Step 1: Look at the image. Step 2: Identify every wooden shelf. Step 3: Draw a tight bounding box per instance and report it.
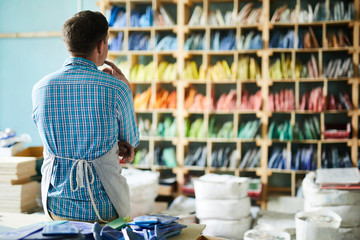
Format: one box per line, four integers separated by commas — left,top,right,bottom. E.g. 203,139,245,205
101,0,360,210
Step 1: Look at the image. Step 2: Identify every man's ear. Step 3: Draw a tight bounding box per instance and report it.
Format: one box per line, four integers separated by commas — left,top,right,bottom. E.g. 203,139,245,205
96,40,104,54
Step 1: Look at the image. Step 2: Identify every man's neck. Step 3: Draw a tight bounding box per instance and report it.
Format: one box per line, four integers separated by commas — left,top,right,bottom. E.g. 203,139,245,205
71,54,100,66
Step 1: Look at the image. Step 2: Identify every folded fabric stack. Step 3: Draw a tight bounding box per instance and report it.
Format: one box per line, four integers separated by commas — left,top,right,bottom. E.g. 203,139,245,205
155,147,177,167
188,6,206,26
116,61,130,80
269,54,292,79
194,174,251,239
295,54,319,78
134,87,152,110
241,90,262,110
138,117,153,136
238,119,261,139
122,169,159,218
299,3,326,23
157,117,177,137
184,33,205,50
268,120,292,140
236,3,263,24
109,32,124,51
299,87,325,111
184,146,207,167
321,146,352,168
211,147,237,168
126,214,186,239
209,118,234,139
271,5,296,23
269,30,295,48
131,7,153,27
155,34,177,50
326,30,351,48
155,88,177,109
268,147,287,169
184,118,206,138
154,7,175,26
184,87,209,111
211,30,236,50
212,89,237,110
207,60,232,81
323,57,353,78
327,91,353,110
330,1,355,21
237,31,263,50
129,32,151,50
184,61,200,80
0,221,94,240
157,61,178,81
109,6,126,27
130,62,155,82
184,58,260,81
299,27,320,49
237,57,261,80
208,9,236,26
268,89,295,111
324,122,351,140
133,148,150,166
293,116,321,140
291,145,317,170
239,148,261,169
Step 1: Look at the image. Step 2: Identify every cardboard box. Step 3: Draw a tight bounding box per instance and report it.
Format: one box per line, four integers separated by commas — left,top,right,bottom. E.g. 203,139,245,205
15,147,43,159
158,184,174,196
196,236,228,240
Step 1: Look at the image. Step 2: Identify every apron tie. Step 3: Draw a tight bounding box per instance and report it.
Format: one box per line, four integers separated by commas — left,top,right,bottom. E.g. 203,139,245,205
57,156,108,223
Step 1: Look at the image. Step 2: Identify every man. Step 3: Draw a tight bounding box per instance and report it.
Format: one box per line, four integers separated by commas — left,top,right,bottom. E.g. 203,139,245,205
32,10,139,222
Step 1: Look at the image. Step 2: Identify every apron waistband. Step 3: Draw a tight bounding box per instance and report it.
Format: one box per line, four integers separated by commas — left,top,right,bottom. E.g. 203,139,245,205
55,155,108,223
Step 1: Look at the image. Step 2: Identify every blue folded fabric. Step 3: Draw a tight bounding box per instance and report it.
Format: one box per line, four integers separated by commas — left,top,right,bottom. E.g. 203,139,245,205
109,6,126,27
270,30,295,48
268,147,287,169
184,33,205,50
291,146,317,171
211,31,236,50
129,32,151,50
131,7,153,27
155,35,177,50
109,32,124,51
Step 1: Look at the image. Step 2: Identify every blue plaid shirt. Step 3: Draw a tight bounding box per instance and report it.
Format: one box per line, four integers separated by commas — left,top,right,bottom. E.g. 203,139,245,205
32,57,139,221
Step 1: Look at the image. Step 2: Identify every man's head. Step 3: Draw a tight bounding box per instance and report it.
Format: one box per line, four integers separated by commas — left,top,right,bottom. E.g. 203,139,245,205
62,10,109,65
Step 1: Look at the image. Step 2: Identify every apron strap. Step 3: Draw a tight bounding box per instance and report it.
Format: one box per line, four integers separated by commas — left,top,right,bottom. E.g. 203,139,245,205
56,156,108,223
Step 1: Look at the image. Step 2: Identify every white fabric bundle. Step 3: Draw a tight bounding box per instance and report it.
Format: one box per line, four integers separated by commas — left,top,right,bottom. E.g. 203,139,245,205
194,174,249,199
302,172,360,228
122,168,159,217
196,197,251,220
195,174,251,239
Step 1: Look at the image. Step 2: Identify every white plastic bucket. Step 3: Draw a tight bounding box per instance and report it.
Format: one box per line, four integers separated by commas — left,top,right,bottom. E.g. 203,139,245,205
295,209,342,240
244,229,291,240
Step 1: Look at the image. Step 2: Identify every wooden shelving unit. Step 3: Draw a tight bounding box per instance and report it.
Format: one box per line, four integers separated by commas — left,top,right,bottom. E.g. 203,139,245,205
99,0,360,209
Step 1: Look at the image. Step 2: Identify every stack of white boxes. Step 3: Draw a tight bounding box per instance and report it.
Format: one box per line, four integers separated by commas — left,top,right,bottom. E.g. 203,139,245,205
194,174,252,239
302,171,360,240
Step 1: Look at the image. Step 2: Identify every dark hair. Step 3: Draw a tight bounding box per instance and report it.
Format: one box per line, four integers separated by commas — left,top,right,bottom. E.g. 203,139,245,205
62,10,108,57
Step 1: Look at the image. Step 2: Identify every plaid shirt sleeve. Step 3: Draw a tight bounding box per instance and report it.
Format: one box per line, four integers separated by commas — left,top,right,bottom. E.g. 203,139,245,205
116,83,140,148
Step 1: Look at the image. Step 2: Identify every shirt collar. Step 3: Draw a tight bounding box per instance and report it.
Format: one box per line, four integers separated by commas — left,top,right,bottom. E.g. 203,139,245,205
63,57,98,70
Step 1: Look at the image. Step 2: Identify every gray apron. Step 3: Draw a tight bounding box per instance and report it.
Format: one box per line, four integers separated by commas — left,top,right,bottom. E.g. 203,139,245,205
41,143,130,222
